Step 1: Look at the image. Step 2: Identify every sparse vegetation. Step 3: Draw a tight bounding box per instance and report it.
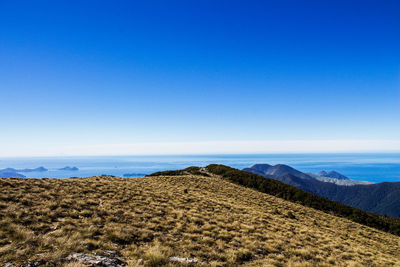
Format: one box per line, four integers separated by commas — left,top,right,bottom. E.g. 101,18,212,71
0,172,400,266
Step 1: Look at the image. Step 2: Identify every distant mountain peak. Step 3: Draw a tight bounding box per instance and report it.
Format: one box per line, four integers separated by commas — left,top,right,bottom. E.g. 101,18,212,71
326,171,349,180
316,170,349,180
250,164,272,170
244,163,313,180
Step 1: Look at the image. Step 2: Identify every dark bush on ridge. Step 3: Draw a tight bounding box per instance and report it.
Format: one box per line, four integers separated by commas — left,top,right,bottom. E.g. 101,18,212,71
147,170,185,177
147,166,209,177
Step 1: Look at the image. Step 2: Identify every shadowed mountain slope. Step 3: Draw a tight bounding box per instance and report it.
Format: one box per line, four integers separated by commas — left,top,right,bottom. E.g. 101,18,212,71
243,164,313,180
244,164,400,217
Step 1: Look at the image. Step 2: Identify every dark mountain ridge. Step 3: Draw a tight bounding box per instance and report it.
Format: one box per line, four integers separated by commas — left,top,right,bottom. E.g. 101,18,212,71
243,163,313,180
244,164,400,217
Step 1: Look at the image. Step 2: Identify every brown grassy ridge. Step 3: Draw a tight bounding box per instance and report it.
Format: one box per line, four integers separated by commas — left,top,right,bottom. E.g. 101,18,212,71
0,173,400,266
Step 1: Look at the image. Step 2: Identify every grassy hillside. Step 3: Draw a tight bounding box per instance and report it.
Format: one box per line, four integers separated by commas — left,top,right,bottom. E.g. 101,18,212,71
202,165,400,235
1,174,400,266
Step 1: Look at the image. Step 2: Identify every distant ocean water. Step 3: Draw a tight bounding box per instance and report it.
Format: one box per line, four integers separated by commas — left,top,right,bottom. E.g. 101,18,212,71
0,153,398,183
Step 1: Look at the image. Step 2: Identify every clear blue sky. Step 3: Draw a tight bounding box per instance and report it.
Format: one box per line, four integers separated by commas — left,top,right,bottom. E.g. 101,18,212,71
1,0,399,156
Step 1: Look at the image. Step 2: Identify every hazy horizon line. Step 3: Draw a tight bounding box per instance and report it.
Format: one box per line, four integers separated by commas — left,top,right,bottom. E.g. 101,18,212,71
2,139,399,158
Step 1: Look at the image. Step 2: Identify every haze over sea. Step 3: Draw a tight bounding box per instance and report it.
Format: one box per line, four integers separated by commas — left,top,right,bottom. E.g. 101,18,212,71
0,153,398,183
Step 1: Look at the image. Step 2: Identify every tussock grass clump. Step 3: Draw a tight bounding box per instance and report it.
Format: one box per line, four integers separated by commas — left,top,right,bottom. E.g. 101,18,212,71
0,173,400,266
142,242,171,267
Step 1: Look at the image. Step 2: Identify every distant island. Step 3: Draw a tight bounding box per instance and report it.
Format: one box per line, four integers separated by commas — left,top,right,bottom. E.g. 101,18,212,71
1,166,48,173
21,166,48,172
0,169,26,178
123,173,147,177
59,166,79,171
0,166,48,178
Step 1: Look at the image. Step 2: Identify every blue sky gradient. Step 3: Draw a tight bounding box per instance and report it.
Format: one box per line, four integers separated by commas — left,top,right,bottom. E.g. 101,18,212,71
1,1,399,156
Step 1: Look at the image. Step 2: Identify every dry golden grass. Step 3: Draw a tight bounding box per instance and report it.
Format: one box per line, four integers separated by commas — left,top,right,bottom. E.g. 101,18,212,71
0,174,400,266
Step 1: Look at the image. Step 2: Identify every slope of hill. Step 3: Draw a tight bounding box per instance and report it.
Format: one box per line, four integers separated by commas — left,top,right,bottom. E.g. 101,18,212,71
244,164,400,217
1,171,400,266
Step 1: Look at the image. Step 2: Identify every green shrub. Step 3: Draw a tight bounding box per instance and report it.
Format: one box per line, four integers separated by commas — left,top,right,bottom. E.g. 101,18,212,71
287,211,296,219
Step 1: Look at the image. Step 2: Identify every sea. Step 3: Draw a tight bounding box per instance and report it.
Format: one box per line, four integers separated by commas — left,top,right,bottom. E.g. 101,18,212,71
0,153,399,183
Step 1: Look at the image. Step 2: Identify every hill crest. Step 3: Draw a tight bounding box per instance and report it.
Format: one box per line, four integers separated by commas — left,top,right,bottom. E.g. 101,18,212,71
1,173,400,266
